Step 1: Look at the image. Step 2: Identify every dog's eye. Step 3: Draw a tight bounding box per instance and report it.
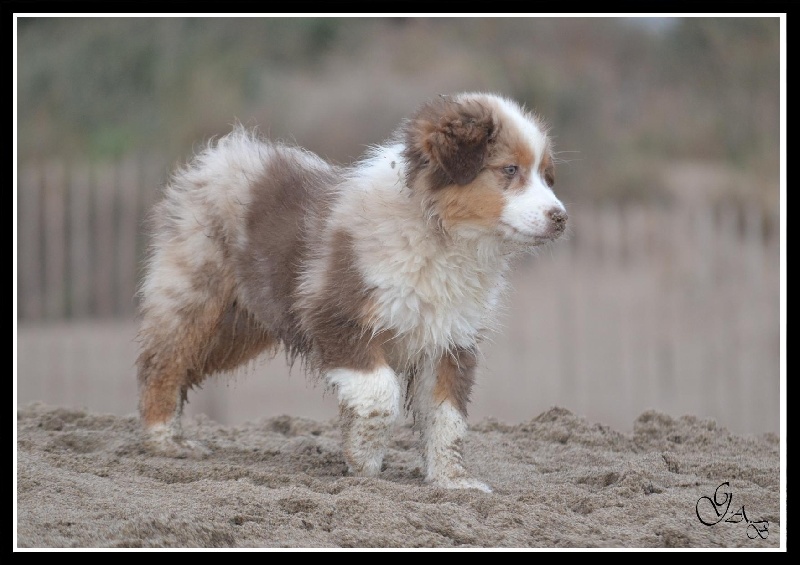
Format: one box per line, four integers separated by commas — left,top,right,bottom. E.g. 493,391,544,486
503,165,518,177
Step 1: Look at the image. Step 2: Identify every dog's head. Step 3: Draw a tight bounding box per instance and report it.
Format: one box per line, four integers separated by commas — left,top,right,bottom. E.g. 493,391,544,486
403,93,566,245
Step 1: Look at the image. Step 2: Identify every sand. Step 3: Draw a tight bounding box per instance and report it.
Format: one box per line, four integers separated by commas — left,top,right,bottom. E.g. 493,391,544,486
15,403,781,549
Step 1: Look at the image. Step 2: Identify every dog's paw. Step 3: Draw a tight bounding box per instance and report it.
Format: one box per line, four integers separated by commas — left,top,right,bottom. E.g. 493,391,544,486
143,426,211,459
430,476,493,493
144,435,211,459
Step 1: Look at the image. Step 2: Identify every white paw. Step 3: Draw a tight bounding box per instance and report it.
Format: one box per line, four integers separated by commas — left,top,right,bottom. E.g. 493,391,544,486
430,476,493,493
346,461,383,478
143,429,211,459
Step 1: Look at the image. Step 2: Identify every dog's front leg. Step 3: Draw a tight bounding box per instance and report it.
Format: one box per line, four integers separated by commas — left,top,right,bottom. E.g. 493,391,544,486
415,347,491,493
327,365,402,477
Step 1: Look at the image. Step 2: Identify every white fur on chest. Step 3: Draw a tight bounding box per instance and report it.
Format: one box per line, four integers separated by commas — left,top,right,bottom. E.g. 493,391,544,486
362,233,507,356
331,145,511,362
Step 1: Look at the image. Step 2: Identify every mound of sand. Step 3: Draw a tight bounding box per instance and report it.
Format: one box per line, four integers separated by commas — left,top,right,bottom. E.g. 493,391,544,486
16,403,780,548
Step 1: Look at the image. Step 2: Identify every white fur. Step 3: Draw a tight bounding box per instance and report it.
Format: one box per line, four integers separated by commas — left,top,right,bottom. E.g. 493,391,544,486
486,94,566,242
139,128,268,309
324,145,511,367
500,177,566,242
408,362,493,492
489,94,549,155
326,366,402,418
425,402,492,493
326,366,402,476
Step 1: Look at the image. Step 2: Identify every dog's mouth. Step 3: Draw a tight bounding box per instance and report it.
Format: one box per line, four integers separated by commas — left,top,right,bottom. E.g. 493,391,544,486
499,222,565,246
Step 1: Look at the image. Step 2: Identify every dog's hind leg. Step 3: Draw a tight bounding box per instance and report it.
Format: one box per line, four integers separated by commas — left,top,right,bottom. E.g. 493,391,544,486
136,274,276,458
134,221,243,457
136,297,225,458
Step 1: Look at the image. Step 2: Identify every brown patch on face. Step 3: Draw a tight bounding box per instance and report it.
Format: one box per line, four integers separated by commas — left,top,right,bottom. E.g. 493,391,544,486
402,96,496,190
433,347,478,416
483,116,541,193
506,135,535,173
306,230,389,372
236,148,340,363
432,177,505,230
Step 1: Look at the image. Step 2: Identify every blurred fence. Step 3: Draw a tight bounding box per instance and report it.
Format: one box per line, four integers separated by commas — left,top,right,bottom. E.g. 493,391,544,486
17,157,165,320
15,159,780,435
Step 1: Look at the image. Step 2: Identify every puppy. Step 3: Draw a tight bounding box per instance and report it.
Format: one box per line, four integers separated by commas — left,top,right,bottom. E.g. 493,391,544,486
136,92,567,492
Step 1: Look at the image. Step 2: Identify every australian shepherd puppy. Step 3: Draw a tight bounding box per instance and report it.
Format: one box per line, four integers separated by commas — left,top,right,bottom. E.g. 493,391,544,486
136,92,567,492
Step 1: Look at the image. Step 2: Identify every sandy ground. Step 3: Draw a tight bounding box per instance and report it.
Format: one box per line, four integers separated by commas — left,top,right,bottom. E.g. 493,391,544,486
16,403,780,549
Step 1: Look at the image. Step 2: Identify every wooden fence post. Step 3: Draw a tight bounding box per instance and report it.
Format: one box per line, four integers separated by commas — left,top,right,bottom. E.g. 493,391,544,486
43,162,67,319
93,165,116,318
69,164,92,318
19,166,43,321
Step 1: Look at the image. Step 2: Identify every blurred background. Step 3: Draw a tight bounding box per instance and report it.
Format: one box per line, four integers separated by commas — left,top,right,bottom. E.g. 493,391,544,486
15,17,782,436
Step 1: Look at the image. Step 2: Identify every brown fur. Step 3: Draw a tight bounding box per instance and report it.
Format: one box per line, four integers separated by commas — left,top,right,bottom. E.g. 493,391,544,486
402,96,510,232
433,347,478,416
433,178,506,229
137,146,337,430
136,144,389,431
403,96,497,190
403,96,555,231
484,122,546,193
493,127,536,172
304,230,389,373
137,293,232,427
235,150,339,364
136,182,239,426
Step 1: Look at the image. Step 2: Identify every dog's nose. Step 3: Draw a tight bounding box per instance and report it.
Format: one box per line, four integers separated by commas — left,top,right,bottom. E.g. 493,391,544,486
548,208,568,231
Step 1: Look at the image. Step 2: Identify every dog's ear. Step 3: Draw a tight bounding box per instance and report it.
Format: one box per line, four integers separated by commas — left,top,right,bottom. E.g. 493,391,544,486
404,97,496,188
427,100,495,185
